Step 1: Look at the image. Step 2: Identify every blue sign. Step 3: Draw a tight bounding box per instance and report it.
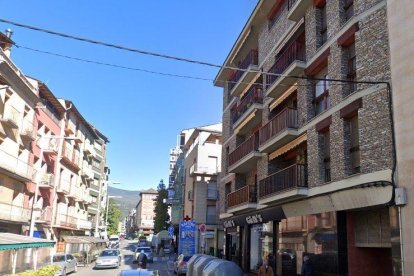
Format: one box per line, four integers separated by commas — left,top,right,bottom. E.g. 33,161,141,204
178,220,196,256
168,226,174,234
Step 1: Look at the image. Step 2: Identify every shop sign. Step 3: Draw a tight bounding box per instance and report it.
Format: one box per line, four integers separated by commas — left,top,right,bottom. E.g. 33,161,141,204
223,220,235,228
246,214,263,224
178,220,196,256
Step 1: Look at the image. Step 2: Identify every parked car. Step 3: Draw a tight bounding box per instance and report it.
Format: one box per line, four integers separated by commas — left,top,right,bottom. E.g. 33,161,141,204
94,249,122,269
174,255,191,275
53,253,78,275
163,244,172,254
134,246,153,263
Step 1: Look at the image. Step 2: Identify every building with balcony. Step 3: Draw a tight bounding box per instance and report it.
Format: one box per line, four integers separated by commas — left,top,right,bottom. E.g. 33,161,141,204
135,188,158,238
214,1,397,274
182,123,223,254
0,32,39,234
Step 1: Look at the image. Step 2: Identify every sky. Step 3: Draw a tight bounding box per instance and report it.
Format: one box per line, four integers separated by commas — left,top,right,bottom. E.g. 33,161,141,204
0,1,258,191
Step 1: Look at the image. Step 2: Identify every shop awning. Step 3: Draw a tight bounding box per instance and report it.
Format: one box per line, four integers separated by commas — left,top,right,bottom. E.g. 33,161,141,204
0,233,55,251
269,84,297,111
269,133,307,160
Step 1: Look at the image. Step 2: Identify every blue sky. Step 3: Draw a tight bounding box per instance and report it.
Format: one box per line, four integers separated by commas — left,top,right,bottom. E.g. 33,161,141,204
0,1,257,191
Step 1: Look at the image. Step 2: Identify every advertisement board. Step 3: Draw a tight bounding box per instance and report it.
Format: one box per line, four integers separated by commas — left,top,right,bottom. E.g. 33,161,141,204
178,220,196,256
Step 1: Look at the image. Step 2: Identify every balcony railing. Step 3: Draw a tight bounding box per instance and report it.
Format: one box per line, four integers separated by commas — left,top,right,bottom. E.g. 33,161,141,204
62,145,80,171
0,105,20,128
0,201,30,222
228,132,260,167
36,206,52,222
77,219,92,230
57,179,71,194
266,40,305,89
64,121,76,135
259,164,307,198
20,120,36,141
231,86,264,124
190,163,218,176
0,148,32,180
228,50,258,91
38,173,55,188
259,108,298,146
227,185,257,209
56,213,78,228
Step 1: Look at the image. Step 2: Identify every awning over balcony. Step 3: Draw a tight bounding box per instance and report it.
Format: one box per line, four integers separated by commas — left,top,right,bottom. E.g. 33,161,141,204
269,85,297,111
269,133,307,160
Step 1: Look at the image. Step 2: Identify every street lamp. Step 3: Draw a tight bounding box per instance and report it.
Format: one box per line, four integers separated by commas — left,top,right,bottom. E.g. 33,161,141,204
29,134,78,237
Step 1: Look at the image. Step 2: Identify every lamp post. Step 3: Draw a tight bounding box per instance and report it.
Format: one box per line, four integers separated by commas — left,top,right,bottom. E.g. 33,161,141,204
29,134,77,237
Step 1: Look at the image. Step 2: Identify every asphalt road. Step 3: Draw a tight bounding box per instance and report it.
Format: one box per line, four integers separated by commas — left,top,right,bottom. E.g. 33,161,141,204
75,240,173,276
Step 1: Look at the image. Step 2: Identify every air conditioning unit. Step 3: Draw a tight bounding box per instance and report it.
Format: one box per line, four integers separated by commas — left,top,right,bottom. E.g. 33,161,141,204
188,190,194,201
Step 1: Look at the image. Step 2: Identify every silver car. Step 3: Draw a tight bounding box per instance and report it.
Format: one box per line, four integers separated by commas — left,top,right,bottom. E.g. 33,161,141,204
53,253,78,275
94,249,122,269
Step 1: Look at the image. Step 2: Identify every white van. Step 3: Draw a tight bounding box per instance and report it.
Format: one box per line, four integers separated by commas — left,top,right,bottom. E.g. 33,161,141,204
109,235,120,248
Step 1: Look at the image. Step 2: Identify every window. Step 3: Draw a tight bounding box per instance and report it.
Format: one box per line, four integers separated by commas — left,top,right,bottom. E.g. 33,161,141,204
206,205,216,224
319,4,327,47
225,146,230,173
344,0,354,22
349,115,360,174
322,130,331,182
346,43,357,94
225,182,231,207
314,74,330,115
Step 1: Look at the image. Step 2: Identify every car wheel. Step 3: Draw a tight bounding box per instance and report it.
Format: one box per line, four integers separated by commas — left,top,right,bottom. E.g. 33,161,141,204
62,268,67,276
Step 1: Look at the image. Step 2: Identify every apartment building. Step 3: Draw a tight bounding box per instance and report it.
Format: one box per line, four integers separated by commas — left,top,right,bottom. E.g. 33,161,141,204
0,31,39,234
135,188,158,238
214,0,397,275
182,123,223,254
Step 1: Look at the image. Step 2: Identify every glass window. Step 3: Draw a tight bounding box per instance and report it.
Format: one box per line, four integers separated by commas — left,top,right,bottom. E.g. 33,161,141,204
314,75,330,116
206,205,216,224
319,4,327,47
323,130,331,182
349,115,360,174
344,0,354,22
346,43,357,94
250,222,274,272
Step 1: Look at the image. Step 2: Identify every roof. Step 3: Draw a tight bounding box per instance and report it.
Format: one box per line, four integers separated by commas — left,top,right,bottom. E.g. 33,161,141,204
184,123,222,149
61,99,99,139
61,236,106,244
0,233,55,251
38,82,66,116
140,188,158,195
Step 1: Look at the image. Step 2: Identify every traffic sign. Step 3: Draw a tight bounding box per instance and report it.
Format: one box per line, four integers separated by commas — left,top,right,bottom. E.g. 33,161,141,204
199,223,206,235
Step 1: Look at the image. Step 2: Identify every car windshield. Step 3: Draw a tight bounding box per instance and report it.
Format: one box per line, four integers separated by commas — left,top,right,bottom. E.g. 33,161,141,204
53,255,65,262
137,247,151,253
101,250,118,256
183,256,191,262
109,238,119,241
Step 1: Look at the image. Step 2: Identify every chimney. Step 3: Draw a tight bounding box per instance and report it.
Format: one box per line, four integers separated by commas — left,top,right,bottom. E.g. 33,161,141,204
3,29,13,57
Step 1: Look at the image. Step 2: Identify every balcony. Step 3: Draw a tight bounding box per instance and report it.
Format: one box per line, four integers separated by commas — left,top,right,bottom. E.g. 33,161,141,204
231,86,264,135
0,106,20,129
55,213,78,229
67,185,78,199
57,179,70,194
61,145,81,172
0,201,30,223
38,173,55,189
287,0,313,22
0,148,32,181
189,163,218,176
42,139,58,156
259,108,299,153
266,40,306,99
227,185,257,213
228,132,261,173
35,206,52,223
64,121,76,135
82,192,93,204
20,120,36,141
77,219,92,230
258,164,308,205
228,50,260,97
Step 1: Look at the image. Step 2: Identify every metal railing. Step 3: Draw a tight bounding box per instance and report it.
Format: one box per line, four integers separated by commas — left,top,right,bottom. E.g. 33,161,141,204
58,178,71,194
266,40,305,89
228,132,260,167
258,164,307,198
231,86,264,124
228,50,259,91
0,148,32,180
227,185,257,209
0,201,30,222
259,108,298,146
36,206,52,222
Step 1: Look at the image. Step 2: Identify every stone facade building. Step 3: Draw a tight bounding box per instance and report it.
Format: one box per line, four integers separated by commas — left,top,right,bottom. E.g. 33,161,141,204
214,0,398,275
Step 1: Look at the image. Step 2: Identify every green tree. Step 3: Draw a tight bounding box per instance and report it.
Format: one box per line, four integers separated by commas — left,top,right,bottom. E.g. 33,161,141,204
153,180,170,233
105,198,122,235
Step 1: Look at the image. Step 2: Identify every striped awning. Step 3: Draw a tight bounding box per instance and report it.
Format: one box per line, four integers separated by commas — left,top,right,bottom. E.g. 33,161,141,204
269,84,298,111
269,133,307,160
0,233,55,251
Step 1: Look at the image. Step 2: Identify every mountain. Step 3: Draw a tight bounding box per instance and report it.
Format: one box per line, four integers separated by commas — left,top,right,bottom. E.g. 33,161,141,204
107,186,141,219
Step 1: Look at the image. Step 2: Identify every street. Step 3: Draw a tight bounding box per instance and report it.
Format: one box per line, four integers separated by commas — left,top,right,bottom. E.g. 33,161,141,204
75,240,173,276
